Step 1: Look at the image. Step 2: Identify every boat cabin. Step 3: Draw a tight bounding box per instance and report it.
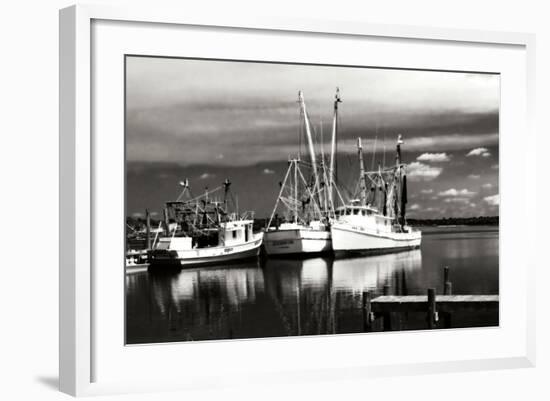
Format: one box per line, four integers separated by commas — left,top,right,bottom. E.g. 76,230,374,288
153,220,254,251
335,205,395,233
221,220,254,246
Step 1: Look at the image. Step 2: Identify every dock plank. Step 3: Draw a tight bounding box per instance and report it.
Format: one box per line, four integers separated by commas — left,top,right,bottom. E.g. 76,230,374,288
370,295,499,313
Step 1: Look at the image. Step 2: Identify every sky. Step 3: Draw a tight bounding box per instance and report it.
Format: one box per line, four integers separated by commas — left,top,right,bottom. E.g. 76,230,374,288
126,56,499,219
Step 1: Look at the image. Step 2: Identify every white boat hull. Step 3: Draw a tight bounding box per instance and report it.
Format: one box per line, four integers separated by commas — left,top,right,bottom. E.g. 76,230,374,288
264,228,331,256
331,223,421,256
148,233,263,269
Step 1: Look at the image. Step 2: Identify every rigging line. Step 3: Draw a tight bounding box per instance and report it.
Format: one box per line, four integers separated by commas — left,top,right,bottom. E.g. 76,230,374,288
334,184,347,207
181,185,224,203
267,164,293,229
296,167,323,219
175,187,188,202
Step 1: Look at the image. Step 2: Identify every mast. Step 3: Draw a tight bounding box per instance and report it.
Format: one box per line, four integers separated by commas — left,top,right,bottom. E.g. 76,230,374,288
294,159,298,223
396,134,403,165
395,135,407,226
298,91,321,208
358,138,367,206
329,87,341,212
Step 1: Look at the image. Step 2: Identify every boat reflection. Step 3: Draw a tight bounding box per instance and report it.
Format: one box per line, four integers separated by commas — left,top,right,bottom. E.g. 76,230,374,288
144,259,265,316
127,227,499,343
332,249,422,295
126,249,423,341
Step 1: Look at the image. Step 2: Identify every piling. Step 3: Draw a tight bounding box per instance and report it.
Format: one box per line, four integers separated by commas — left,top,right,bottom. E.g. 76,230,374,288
145,208,151,250
362,291,372,332
381,286,392,330
383,284,391,296
427,288,437,329
445,282,453,296
443,266,450,292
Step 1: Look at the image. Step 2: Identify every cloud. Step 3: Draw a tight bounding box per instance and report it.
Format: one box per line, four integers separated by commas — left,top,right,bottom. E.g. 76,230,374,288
199,173,215,179
262,168,275,174
126,57,499,168
444,198,470,203
491,164,499,170
416,153,451,162
407,162,442,181
468,174,481,179
420,189,434,194
482,183,493,189
131,212,144,218
466,147,490,157
409,203,420,210
338,133,497,157
484,194,499,206
438,188,476,197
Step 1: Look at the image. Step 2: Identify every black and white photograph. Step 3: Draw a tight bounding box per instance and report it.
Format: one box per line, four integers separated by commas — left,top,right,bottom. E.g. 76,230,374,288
124,56,499,344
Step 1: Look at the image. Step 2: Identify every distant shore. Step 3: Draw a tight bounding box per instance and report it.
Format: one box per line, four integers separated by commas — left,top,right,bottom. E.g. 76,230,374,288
407,216,498,227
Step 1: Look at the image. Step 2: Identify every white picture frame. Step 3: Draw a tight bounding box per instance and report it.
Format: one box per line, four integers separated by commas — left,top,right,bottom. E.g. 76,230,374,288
59,4,536,397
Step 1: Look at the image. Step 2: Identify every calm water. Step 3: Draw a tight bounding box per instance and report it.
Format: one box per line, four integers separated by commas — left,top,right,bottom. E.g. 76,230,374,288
126,226,498,344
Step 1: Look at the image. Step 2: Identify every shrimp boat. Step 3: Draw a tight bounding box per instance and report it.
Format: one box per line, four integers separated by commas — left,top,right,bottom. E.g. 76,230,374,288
263,90,342,256
148,179,263,269
331,135,422,256
263,158,332,255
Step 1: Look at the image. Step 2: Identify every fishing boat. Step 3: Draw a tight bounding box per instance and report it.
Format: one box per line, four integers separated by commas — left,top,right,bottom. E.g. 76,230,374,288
330,135,422,256
148,179,263,269
264,90,342,256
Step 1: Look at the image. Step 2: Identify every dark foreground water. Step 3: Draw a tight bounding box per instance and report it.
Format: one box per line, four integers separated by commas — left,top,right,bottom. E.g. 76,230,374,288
126,226,498,344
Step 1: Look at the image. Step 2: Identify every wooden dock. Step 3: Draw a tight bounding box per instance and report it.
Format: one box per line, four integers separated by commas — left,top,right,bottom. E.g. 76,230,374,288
370,295,499,313
361,266,499,331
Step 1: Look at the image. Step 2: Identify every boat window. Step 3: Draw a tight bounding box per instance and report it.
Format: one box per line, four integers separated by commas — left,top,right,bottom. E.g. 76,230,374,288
353,209,359,215
232,230,237,239
361,210,366,216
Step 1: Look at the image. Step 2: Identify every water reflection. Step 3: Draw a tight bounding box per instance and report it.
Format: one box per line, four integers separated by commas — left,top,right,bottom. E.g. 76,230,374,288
126,228,498,343
332,250,422,295
127,249,432,342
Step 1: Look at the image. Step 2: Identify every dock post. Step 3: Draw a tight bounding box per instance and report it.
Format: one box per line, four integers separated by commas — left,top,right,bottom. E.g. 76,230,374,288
444,282,453,296
145,208,151,250
443,266,450,293
362,291,372,332
383,284,391,296
427,288,437,329
381,285,392,330
443,280,452,327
